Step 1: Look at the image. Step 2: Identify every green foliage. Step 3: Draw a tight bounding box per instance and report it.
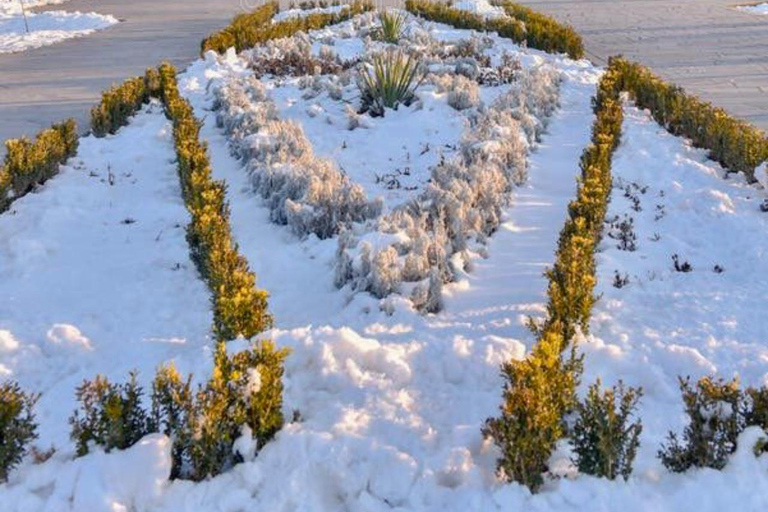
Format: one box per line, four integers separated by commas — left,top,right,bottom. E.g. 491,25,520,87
151,364,194,479
374,9,407,43
201,1,373,55
609,56,768,180
572,380,642,480
157,62,273,341
0,119,78,213
485,64,622,491
500,3,584,60
185,340,289,480
0,381,39,482
357,49,424,116
69,372,152,457
90,70,160,137
745,386,768,455
483,331,583,491
659,376,743,472
405,0,584,60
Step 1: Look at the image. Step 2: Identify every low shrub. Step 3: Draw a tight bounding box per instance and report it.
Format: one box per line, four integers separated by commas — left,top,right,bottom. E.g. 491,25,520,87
405,0,584,60
357,49,425,116
659,376,743,472
69,372,151,456
91,68,162,137
0,119,78,213
201,1,373,55
374,9,407,43
158,63,273,341
484,62,622,491
0,381,39,482
571,380,643,481
610,56,768,180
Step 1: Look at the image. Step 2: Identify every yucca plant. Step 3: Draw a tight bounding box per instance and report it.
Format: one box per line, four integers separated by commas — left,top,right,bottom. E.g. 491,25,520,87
374,10,407,43
357,49,424,117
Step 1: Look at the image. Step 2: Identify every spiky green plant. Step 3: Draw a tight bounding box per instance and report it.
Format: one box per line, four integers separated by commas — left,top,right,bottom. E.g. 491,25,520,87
357,50,424,117
374,10,407,43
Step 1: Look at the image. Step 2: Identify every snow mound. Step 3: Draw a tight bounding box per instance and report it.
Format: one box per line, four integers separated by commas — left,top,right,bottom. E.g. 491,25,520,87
737,3,768,15
453,0,507,19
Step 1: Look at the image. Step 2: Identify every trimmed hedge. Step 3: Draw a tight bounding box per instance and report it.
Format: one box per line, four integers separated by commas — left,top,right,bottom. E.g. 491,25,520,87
405,0,584,60
610,56,768,181
484,63,623,492
0,119,78,213
157,62,273,341
91,68,162,137
201,1,374,55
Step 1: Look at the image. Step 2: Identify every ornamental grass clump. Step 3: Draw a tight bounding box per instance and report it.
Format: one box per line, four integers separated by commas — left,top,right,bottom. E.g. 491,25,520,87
374,9,407,43
357,49,425,116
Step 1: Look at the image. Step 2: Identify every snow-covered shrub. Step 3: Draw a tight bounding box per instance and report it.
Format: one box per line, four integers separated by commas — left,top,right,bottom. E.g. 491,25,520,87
659,376,744,472
335,65,561,311
431,73,480,111
571,380,643,480
186,341,289,480
69,373,151,457
0,381,39,482
357,49,425,117
248,31,354,78
215,76,382,239
745,386,768,454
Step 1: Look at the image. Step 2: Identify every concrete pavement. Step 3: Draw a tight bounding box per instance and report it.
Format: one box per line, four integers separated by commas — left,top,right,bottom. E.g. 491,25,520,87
516,0,768,129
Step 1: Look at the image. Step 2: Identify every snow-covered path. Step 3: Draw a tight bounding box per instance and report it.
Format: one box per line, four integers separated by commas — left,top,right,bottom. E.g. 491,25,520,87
0,103,213,448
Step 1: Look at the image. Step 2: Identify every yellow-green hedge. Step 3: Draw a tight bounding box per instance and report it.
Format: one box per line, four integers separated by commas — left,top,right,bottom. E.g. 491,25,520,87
0,119,78,213
201,1,374,55
405,0,584,60
610,57,767,180
91,68,161,137
157,63,272,341
484,63,623,492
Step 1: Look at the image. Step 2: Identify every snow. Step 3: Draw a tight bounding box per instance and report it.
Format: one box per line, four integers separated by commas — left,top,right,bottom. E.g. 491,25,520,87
0,0,117,54
453,0,507,20
0,102,213,448
1,9,768,512
272,4,350,23
737,3,768,15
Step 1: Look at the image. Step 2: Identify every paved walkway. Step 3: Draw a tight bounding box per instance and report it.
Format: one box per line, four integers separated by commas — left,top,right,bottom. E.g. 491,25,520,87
0,0,245,144
518,0,768,130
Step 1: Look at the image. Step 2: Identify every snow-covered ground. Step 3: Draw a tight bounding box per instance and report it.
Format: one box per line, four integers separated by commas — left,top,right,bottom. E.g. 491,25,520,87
1,7,768,512
0,102,213,450
737,3,768,15
0,0,117,53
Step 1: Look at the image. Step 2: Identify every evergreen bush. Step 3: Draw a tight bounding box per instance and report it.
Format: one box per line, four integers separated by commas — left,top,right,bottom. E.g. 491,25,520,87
69,372,152,456
571,380,642,480
0,381,39,482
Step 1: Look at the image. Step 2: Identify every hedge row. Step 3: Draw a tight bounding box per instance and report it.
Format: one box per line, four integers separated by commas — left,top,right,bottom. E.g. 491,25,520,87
91,69,162,137
610,56,768,180
0,120,78,214
483,63,624,491
201,1,373,55
405,0,584,60
156,63,273,341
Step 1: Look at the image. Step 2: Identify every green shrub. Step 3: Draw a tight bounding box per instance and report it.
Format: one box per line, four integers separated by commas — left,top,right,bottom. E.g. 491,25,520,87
609,56,768,180
90,68,163,138
157,62,273,341
69,372,152,456
0,382,39,482
0,119,78,213
151,364,194,479
374,9,407,43
405,0,583,59
572,380,643,480
201,1,373,55
485,62,622,492
483,330,582,492
659,376,743,472
357,49,425,116
743,385,768,455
